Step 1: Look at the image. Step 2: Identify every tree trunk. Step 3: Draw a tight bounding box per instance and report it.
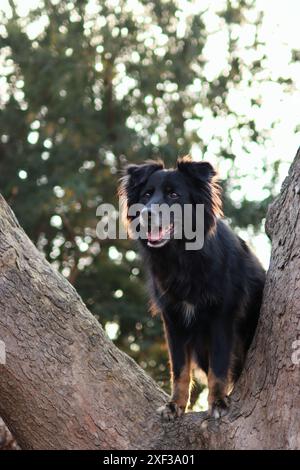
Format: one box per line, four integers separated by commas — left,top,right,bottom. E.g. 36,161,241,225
0,149,299,450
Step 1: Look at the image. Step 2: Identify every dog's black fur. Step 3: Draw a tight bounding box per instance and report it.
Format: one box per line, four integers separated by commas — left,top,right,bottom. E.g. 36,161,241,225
119,156,265,419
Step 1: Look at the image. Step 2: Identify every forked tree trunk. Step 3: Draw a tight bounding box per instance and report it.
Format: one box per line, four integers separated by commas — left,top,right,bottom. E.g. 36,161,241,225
0,149,299,450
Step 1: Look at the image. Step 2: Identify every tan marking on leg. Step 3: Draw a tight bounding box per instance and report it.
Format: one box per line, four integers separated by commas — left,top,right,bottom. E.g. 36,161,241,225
158,346,192,420
207,369,229,409
158,359,192,421
171,357,192,411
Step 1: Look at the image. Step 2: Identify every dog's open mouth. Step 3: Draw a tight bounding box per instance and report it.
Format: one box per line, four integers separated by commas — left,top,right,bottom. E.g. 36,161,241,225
146,223,174,248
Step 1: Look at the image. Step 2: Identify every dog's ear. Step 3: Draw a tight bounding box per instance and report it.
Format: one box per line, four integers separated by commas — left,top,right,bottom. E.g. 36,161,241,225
177,156,223,234
125,161,164,188
177,156,216,182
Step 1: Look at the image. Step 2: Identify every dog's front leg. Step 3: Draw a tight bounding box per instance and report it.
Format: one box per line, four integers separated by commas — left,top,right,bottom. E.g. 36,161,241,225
158,320,191,420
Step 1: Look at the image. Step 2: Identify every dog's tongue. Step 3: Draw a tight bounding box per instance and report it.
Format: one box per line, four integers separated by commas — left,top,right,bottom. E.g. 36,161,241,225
147,225,173,243
147,227,163,242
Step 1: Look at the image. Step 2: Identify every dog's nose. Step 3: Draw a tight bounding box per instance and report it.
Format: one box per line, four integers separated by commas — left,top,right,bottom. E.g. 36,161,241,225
140,207,159,229
140,207,152,227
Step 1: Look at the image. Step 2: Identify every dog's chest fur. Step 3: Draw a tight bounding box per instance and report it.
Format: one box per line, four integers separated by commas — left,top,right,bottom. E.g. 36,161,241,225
181,301,196,325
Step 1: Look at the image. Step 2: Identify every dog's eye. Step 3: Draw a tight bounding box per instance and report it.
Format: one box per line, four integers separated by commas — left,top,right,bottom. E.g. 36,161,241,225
168,191,179,199
144,191,152,198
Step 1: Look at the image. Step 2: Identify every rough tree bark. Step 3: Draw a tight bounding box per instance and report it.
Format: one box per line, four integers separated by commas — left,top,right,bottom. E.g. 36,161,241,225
0,149,299,450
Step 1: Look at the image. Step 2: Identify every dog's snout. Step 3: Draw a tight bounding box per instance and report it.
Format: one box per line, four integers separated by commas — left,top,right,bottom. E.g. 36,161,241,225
141,206,151,219
140,207,159,229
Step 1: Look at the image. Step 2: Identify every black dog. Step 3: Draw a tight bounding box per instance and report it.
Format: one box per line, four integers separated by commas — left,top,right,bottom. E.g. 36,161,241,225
119,156,265,419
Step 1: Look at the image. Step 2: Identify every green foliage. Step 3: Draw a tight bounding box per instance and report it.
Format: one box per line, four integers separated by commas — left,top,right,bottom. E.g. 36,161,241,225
0,0,296,391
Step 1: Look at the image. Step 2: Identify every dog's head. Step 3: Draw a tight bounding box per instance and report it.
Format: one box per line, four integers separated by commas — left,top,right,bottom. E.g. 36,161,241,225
118,156,222,249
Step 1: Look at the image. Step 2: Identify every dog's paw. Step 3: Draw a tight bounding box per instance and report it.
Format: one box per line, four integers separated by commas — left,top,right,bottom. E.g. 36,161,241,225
208,396,230,419
157,402,184,421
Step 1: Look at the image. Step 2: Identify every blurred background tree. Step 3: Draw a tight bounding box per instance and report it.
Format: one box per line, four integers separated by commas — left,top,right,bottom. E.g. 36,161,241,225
0,0,299,396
